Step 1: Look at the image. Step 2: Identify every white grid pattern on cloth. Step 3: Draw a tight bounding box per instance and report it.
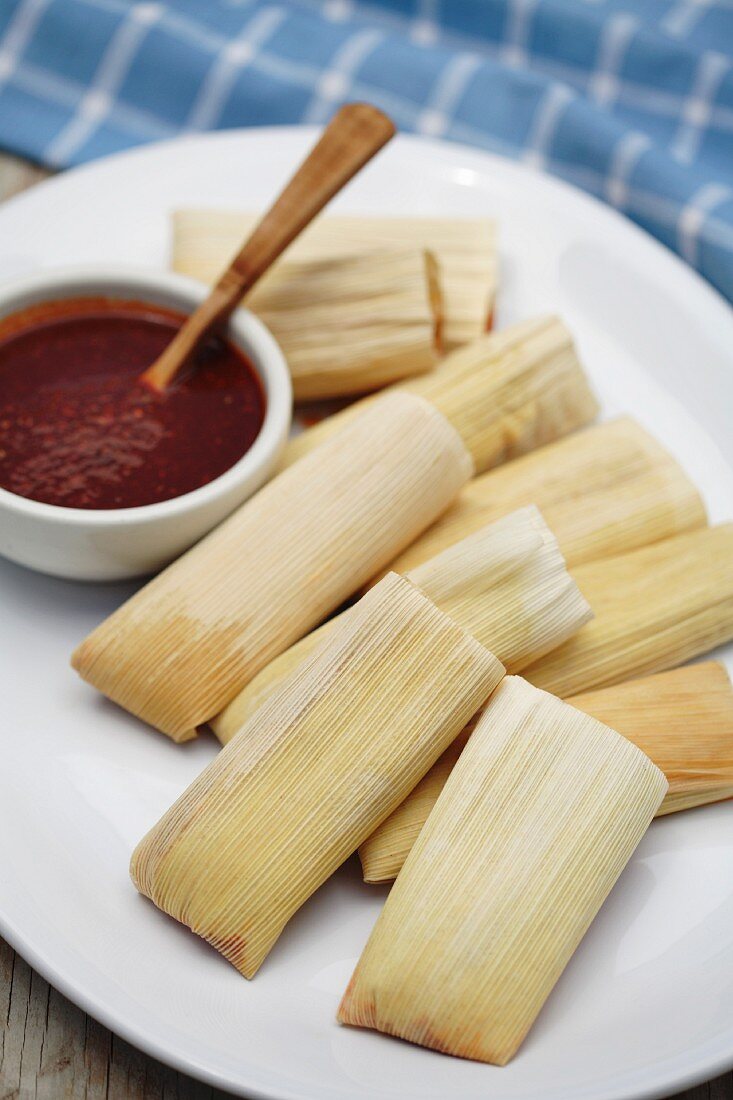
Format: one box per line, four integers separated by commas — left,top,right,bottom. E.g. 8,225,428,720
417,52,483,138
502,0,538,68
185,6,287,131
605,130,652,206
522,82,575,171
411,0,439,47
588,12,637,107
303,25,384,125
297,0,733,135
0,0,730,299
6,16,729,246
44,1,164,164
678,180,732,264
662,0,717,39
0,0,51,84
322,0,355,22
12,58,176,139
672,50,730,164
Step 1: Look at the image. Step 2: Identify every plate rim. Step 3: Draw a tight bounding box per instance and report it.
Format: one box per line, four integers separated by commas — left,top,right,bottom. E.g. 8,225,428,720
2,124,732,330
2,124,733,1100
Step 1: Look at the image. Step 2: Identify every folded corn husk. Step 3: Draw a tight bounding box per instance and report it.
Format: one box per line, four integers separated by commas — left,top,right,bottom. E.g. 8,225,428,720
172,210,497,349
215,422,705,745
360,525,733,883
211,506,591,743
280,316,599,472
359,733,470,885
340,677,667,1065
255,249,441,399
376,417,706,579
71,393,472,741
571,662,733,815
525,523,733,698
359,660,733,882
131,573,504,978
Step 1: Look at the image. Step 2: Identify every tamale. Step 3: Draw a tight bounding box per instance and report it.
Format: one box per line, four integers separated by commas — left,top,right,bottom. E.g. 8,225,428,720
376,417,705,580
172,210,497,348
72,393,472,741
131,573,504,978
361,526,733,883
251,249,441,400
280,316,599,472
216,423,705,744
525,524,733,697
359,660,733,883
359,730,472,885
340,677,667,1065
571,662,733,815
211,505,590,743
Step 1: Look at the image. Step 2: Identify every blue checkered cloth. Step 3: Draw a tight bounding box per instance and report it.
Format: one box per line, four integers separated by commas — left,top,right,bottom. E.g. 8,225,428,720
0,0,732,301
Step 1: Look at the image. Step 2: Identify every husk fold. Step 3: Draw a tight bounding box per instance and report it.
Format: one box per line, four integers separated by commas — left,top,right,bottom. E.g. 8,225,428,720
71,393,472,741
211,505,590,743
339,676,667,1065
280,316,599,473
131,573,504,978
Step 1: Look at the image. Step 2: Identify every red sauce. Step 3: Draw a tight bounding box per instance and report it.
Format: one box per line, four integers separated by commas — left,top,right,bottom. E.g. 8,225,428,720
0,297,266,509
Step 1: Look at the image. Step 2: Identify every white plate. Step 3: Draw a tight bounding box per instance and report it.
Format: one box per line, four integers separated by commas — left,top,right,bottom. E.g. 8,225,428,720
2,129,733,1100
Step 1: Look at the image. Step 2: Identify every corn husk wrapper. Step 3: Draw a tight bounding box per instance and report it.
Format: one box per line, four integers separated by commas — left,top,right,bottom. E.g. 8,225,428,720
131,573,504,978
571,662,733,815
361,525,733,883
525,523,733,698
253,249,441,399
376,417,706,580
215,418,705,744
172,210,497,350
212,505,591,743
339,677,667,1065
359,732,472,885
281,316,599,473
71,393,472,741
359,660,733,882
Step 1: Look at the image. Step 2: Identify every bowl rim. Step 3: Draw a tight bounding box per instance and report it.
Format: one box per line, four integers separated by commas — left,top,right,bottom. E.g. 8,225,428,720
0,264,293,527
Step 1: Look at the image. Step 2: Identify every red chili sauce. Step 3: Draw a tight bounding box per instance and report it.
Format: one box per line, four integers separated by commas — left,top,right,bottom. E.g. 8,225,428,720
0,298,266,509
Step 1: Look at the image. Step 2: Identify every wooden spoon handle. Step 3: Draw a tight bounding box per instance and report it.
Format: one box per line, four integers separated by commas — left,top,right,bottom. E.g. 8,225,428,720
142,103,395,392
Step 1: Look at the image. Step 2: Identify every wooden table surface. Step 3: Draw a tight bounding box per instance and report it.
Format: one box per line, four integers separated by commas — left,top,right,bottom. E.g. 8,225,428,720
0,150,730,1100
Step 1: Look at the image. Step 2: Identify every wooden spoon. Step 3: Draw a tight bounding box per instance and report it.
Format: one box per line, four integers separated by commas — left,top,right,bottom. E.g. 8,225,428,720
141,103,396,393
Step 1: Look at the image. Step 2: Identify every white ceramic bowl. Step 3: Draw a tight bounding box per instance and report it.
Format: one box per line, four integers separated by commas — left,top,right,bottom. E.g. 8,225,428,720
0,266,292,581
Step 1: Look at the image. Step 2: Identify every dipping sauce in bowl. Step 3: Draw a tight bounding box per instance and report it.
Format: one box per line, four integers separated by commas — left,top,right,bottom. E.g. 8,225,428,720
0,297,266,510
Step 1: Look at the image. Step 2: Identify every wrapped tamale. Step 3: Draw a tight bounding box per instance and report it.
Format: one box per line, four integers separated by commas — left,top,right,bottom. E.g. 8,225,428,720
251,248,441,399
360,731,471,885
361,526,733,883
525,523,733,697
131,573,504,978
216,424,705,743
280,316,599,472
72,393,472,741
571,662,733,815
340,677,667,1064
360,660,733,883
172,210,497,349
213,505,590,743
376,417,705,579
